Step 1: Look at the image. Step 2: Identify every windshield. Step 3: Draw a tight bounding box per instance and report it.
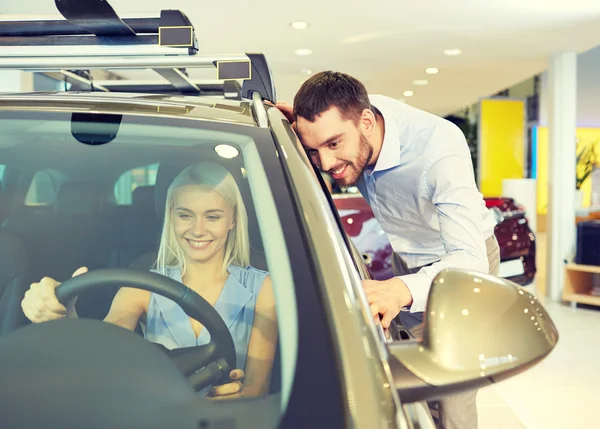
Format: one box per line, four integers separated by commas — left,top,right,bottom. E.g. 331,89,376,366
0,109,297,426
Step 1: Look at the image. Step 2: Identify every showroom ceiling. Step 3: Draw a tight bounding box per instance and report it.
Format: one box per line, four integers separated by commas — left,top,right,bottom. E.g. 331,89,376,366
3,0,600,115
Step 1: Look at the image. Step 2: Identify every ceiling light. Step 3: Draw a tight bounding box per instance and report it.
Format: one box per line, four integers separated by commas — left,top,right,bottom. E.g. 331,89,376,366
443,48,462,56
294,48,313,56
426,67,439,74
413,80,428,86
290,21,309,30
215,144,239,159
301,67,313,75
403,90,414,97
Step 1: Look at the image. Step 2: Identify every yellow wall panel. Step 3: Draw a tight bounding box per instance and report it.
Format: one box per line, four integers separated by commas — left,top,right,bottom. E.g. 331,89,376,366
535,127,600,214
479,99,526,197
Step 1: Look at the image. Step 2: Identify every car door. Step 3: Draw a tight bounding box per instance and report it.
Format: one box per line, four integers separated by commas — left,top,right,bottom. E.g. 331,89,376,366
309,169,414,342
268,109,440,429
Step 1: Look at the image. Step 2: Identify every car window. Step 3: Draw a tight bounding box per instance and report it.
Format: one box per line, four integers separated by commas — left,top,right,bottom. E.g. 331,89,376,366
114,163,158,205
0,110,298,423
25,168,67,206
322,171,360,195
278,120,371,278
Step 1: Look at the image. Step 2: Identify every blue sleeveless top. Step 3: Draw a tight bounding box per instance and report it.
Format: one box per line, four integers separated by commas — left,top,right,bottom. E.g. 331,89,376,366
144,265,268,373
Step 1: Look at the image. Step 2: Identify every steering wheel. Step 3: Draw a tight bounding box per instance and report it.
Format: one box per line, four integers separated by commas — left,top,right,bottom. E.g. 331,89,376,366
54,268,236,392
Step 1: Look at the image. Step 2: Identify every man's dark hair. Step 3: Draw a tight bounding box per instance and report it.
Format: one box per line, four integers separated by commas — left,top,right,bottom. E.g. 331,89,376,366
293,71,371,123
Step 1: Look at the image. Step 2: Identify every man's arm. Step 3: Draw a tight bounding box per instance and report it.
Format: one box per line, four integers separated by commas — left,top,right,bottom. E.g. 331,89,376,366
399,134,489,313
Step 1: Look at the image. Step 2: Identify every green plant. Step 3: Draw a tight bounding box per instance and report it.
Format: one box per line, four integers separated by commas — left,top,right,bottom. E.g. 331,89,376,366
576,137,598,190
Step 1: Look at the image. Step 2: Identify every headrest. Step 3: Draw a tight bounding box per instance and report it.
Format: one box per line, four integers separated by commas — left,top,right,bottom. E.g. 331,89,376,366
131,186,155,211
55,182,112,214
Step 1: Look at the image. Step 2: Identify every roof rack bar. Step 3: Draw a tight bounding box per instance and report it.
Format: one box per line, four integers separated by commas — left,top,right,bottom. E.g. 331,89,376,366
0,17,160,37
252,91,268,128
87,79,241,98
0,35,158,47
153,68,200,93
42,70,109,92
0,54,250,71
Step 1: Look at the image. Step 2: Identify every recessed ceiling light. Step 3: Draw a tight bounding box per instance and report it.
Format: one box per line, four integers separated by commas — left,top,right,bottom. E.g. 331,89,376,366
403,90,414,97
443,48,462,56
294,48,313,56
215,144,239,159
290,21,309,30
301,67,313,75
413,80,428,86
426,67,439,74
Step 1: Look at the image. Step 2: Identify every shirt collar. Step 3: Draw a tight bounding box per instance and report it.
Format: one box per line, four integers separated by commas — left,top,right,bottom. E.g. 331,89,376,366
368,97,402,174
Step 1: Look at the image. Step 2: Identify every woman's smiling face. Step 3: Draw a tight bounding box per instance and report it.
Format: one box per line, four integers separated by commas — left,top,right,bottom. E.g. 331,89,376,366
172,184,235,264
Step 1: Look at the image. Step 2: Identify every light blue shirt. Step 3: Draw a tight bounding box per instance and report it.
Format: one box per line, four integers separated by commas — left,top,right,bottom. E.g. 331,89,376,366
144,264,268,372
357,95,497,313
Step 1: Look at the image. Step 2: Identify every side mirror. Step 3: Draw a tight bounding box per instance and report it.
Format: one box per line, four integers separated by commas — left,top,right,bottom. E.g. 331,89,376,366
388,269,558,403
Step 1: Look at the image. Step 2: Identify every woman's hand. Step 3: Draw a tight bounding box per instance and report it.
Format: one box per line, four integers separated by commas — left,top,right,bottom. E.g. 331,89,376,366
206,369,245,399
21,267,88,323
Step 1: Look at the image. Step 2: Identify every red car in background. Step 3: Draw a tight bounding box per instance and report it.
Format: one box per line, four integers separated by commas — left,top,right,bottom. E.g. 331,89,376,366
333,191,536,286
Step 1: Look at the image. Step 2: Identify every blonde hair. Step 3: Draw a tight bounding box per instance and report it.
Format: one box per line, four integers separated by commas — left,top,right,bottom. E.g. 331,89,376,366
155,161,250,276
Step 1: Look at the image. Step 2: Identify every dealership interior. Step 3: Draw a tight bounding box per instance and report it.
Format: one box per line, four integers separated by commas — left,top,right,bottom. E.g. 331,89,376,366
1,1,600,428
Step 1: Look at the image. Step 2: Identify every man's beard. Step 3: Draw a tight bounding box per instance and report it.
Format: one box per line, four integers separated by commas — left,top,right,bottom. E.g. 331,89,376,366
334,133,373,187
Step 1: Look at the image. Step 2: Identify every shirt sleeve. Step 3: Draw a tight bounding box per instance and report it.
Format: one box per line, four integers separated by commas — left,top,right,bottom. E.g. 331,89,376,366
398,130,489,313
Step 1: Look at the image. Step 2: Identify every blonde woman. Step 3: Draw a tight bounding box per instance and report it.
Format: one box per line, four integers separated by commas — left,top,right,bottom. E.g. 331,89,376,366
21,161,278,399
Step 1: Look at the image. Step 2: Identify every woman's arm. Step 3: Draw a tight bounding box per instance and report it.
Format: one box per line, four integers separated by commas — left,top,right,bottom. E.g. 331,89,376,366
21,266,149,331
103,287,151,331
210,275,278,399
240,275,278,397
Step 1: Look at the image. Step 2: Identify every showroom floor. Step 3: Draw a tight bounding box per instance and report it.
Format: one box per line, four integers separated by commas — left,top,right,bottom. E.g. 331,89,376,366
477,233,600,429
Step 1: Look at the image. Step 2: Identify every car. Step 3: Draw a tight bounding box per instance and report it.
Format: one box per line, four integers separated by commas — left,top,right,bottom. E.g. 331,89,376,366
330,185,537,285
485,197,537,285
0,4,557,429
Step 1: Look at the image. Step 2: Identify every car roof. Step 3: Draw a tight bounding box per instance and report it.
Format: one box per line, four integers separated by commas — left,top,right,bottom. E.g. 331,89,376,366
0,91,257,126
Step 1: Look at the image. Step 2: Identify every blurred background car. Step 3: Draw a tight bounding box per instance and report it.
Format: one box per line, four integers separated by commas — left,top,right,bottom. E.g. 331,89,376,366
329,183,536,286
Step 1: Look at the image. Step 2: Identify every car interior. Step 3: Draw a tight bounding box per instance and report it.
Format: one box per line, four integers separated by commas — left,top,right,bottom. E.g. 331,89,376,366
0,113,281,393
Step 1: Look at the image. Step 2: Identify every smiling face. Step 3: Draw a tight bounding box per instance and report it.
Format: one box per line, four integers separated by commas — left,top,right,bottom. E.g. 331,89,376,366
296,106,375,187
171,184,235,265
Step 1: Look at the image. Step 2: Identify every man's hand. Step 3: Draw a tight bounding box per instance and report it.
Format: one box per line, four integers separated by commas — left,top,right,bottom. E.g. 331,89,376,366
265,101,296,131
362,278,413,329
274,102,294,123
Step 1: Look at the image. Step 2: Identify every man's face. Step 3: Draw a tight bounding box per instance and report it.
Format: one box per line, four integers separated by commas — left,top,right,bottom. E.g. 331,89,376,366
296,107,373,187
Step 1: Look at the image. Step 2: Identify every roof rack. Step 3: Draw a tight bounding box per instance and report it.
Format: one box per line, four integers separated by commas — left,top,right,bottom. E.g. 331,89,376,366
43,71,244,99
0,0,276,102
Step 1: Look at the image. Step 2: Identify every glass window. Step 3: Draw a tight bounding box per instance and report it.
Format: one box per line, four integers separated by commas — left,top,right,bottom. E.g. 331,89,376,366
114,163,158,205
25,169,67,206
0,164,5,181
0,110,297,425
